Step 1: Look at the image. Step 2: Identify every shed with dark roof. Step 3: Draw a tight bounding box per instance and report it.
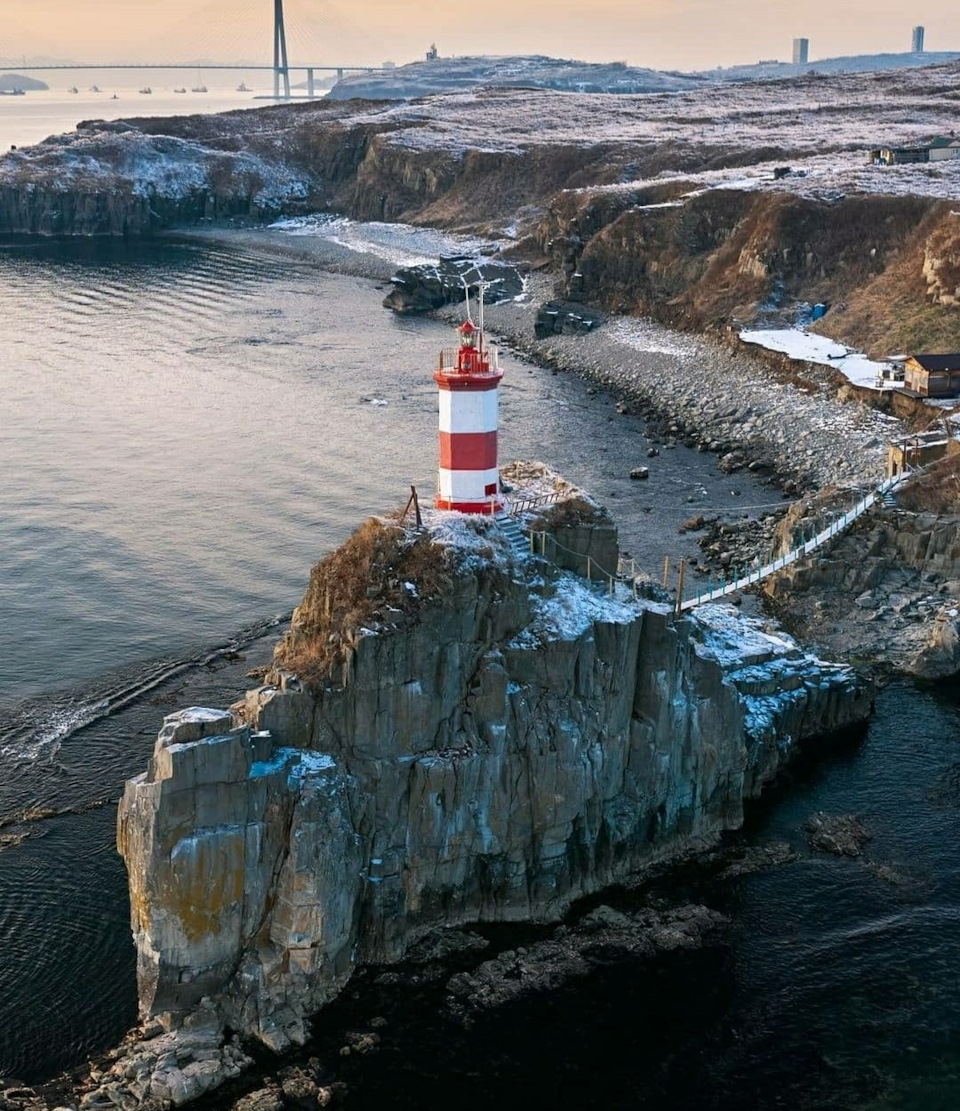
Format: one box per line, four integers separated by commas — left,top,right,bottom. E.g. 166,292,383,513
904,354,960,398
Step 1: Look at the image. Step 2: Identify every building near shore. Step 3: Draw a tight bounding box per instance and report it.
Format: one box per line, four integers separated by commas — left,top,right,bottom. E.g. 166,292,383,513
912,25,925,53
903,354,960,398
928,136,960,161
887,428,960,476
876,137,960,165
793,38,810,65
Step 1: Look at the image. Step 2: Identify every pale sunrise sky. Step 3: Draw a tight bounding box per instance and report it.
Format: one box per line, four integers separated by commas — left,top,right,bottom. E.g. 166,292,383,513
2,0,960,72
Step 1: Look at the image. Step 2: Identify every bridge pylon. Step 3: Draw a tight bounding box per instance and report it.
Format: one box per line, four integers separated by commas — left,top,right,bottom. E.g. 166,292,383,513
273,0,290,99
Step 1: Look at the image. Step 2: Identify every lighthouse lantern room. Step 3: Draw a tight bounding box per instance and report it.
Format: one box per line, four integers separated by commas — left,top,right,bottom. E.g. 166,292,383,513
434,289,504,513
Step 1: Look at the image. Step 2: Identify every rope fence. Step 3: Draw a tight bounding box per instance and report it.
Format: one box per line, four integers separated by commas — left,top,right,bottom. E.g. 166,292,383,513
511,469,913,614
527,530,625,596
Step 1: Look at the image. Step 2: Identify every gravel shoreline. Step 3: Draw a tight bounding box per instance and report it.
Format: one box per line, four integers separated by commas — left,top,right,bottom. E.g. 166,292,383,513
475,275,899,495
178,224,901,497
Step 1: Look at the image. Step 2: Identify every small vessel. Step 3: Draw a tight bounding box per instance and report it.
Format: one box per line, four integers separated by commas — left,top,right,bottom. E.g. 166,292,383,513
89,84,100,92
174,87,187,93
192,71,207,93
0,88,25,97
111,94,119,100
68,86,78,94
139,86,152,94
236,81,250,92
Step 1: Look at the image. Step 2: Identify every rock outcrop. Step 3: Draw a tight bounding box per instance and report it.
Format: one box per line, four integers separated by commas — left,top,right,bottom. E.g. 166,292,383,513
764,470,960,678
110,504,869,1105
382,256,523,315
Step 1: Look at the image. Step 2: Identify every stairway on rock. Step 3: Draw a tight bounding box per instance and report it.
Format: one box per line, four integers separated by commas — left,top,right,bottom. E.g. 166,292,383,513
497,514,530,556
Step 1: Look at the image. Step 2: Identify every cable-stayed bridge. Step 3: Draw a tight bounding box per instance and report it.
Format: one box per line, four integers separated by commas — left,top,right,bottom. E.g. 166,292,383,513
5,1,382,98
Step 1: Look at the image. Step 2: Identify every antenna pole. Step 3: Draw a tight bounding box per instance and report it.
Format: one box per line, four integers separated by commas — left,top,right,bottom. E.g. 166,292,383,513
478,279,486,356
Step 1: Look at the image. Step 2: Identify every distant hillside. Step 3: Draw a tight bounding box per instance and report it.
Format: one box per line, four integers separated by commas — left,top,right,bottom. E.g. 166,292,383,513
0,74,48,92
328,50,960,103
328,55,706,100
707,50,960,82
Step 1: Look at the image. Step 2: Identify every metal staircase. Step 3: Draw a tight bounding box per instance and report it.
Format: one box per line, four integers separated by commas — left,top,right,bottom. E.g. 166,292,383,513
497,514,529,556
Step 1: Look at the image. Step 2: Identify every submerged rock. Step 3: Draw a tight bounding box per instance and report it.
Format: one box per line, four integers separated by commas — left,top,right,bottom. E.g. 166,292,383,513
803,812,871,857
445,903,725,1018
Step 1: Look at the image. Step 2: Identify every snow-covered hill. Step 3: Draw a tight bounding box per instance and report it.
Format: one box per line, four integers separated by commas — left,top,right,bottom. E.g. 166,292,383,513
328,51,960,103
328,55,707,101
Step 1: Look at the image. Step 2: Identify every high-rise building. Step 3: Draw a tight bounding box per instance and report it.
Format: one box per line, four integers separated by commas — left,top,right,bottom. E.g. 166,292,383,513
792,37,810,65
912,26,925,53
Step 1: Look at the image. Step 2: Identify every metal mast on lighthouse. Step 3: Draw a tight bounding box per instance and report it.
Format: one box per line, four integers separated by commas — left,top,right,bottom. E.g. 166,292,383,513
435,283,504,514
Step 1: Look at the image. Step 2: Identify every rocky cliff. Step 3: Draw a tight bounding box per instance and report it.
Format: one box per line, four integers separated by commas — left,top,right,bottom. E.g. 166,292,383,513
107,503,869,1106
537,185,960,353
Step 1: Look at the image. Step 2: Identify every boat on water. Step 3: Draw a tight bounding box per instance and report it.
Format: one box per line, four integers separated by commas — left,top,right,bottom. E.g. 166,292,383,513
68,86,78,94
0,89,25,97
236,81,250,92
191,85,208,93
174,87,187,93
139,87,152,94
89,84,101,92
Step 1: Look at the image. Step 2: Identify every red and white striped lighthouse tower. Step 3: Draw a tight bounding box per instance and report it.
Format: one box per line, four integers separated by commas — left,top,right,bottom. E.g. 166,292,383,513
435,294,503,513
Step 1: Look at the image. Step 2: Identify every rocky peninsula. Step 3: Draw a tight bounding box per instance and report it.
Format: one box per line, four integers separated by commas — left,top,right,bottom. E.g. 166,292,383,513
52,470,870,1109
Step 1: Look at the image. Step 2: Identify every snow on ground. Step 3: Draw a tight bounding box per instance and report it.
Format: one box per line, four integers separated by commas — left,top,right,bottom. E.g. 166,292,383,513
0,128,310,207
739,329,897,389
269,214,502,266
329,55,701,102
570,151,960,205
4,60,960,209
421,509,516,568
344,64,960,166
490,277,898,490
500,461,595,512
508,574,642,649
607,318,699,359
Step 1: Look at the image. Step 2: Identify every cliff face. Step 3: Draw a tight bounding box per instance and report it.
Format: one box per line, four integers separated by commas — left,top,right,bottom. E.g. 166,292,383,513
538,186,960,352
0,126,319,236
116,511,868,1080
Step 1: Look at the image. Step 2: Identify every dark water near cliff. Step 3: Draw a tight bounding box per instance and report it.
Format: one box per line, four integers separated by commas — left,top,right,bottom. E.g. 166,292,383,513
1,236,959,1109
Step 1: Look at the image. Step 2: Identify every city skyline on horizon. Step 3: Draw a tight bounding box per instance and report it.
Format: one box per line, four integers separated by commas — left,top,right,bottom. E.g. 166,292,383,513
2,2,960,72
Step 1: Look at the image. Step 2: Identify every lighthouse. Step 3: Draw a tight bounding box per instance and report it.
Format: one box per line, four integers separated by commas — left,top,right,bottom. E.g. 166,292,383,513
435,294,503,513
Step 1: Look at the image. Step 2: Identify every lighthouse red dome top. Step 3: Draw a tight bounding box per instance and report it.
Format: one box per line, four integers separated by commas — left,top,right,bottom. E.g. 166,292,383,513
435,304,502,387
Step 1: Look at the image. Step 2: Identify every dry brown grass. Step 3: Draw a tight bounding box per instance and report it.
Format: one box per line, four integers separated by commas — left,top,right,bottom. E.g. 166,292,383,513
897,452,960,515
534,496,610,531
274,516,454,689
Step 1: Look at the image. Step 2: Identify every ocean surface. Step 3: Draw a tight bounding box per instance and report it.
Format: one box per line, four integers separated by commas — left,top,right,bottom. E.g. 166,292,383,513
0,226,958,1107
0,83,301,152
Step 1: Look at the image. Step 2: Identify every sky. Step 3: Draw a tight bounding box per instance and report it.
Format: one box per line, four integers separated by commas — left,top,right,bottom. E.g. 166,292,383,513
2,1,960,72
